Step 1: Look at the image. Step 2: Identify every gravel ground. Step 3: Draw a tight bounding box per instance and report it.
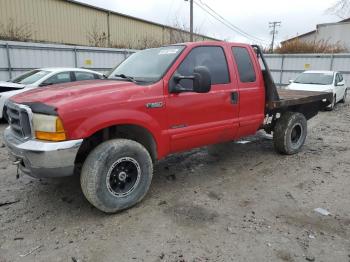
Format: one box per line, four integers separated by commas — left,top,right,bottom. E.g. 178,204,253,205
0,103,349,262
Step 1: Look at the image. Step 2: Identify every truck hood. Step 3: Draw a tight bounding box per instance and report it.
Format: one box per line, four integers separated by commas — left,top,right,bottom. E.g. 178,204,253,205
287,83,333,92
11,80,139,107
0,81,26,92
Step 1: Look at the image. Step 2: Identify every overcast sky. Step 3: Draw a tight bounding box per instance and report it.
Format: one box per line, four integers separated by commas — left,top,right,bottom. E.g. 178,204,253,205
77,0,340,47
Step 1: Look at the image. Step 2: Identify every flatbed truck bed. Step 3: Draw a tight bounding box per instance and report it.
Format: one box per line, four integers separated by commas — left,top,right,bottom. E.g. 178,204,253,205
268,89,333,110
253,45,332,117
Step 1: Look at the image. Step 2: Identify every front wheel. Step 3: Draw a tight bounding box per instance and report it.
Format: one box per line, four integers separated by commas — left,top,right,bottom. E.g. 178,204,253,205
80,139,153,213
273,112,307,155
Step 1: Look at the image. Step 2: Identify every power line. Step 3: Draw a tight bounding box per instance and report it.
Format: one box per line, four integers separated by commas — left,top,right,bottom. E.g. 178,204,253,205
269,21,281,52
193,1,258,42
194,0,269,44
198,0,267,43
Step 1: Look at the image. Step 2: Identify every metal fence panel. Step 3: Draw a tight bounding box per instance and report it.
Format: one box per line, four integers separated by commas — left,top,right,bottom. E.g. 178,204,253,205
283,56,331,71
265,56,283,70
2,41,350,88
76,51,127,72
0,48,8,68
332,57,350,71
265,53,350,87
0,40,136,81
0,71,9,81
10,48,75,69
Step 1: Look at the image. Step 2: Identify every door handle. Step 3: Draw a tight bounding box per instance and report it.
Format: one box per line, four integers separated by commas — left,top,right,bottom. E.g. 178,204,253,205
231,92,239,104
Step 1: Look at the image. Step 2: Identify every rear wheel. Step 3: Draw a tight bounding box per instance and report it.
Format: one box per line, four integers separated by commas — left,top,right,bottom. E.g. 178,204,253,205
273,112,307,155
80,139,153,213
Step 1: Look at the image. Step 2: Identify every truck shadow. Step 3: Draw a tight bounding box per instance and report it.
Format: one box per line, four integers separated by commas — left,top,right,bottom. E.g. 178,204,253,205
2,133,276,225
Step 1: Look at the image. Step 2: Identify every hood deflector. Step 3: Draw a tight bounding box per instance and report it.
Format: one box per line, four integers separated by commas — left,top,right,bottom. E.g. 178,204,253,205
22,102,58,115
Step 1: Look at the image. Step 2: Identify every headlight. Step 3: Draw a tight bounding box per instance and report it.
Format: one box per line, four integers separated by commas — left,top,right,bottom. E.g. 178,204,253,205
32,113,66,141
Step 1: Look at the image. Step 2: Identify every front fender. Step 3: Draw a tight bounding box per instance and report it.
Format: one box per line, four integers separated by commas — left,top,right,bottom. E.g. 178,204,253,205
66,109,169,158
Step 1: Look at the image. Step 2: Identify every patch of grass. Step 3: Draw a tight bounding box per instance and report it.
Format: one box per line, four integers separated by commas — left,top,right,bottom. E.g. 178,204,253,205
275,39,347,54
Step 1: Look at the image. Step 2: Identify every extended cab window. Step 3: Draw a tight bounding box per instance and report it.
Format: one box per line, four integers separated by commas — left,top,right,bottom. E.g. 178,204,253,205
232,47,256,83
175,46,230,89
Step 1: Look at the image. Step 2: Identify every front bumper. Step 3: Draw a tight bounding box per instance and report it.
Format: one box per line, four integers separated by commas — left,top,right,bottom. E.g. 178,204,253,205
4,127,83,178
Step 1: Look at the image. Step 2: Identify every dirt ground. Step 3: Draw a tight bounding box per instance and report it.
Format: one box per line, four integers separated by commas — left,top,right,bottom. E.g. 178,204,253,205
0,103,349,262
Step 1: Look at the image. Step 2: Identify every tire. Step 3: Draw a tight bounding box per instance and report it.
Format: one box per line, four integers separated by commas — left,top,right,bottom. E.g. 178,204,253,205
80,139,153,213
273,112,307,155
340,89,347,103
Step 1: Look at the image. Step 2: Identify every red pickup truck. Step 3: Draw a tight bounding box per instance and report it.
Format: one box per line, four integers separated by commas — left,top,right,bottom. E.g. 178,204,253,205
4,41,332,213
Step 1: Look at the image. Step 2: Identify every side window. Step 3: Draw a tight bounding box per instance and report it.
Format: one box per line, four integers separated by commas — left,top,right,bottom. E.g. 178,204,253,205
44,72,72,85
335,74,340,84
75,72,96,81
339,73,344,82
94,74,103,79
175,46,230,89
232,47,256,83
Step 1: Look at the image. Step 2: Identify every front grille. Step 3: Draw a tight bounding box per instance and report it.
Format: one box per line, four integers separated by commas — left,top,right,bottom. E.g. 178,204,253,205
5,101,32,138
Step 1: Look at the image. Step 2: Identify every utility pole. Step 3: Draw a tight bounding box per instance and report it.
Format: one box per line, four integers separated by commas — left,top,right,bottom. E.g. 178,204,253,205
269,21,281,52
185,0,194,42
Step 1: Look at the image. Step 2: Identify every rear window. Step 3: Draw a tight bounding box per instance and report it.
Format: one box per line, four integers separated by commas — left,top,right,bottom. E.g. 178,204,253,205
75,72,96,81
232,47,256,83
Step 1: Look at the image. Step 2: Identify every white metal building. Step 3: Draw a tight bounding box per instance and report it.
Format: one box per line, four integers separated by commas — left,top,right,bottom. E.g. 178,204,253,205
281,18,350,50
0,0,217,49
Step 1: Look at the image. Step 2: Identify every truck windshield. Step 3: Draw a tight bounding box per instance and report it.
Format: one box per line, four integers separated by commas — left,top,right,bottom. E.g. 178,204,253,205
108,45,185,83
294,73,334,85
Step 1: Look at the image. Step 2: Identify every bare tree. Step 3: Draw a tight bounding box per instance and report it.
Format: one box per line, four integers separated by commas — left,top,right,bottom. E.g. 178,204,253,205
276,39,347,54
327,0,350,19
169,17,203,44
86,21,107,47
0,18,33,41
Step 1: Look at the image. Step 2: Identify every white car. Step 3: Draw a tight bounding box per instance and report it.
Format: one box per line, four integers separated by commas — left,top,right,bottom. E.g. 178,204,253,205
287,70,347,110
0,68,104,119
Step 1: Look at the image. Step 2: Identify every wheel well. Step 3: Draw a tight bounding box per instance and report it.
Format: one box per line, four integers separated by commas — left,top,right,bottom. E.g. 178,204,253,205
264,102,322,133
75,124,158,168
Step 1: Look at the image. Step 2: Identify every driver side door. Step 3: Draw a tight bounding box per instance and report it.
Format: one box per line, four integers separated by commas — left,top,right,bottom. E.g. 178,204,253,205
165,46,239,153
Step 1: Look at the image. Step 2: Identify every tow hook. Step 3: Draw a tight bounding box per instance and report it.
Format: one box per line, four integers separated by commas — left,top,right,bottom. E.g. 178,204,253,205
12,160,21,165
12,159,21,179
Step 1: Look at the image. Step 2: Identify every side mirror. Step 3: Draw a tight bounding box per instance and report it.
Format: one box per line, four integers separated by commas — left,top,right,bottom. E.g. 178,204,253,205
171,66,211,93
337,82,344,86
289,79,294,84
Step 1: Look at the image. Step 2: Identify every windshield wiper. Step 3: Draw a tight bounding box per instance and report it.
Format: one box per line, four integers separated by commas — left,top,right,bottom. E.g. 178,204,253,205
114,74,136,83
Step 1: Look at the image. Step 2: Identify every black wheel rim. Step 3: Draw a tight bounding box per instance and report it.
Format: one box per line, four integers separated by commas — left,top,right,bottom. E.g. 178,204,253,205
106,157,141,197
290,123,303,145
